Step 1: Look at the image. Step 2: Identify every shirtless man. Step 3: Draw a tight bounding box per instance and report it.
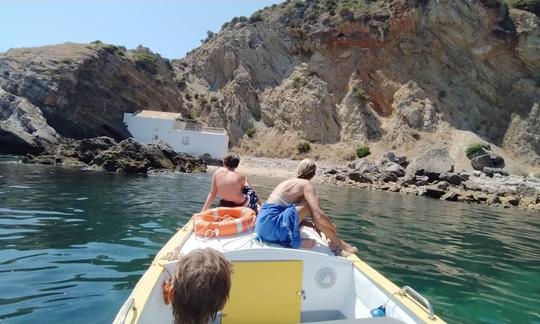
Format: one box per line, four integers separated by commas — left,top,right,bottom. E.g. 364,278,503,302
254,159,358,256
201,154,258,212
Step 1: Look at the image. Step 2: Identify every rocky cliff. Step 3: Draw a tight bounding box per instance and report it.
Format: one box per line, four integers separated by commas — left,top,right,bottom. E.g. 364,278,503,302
0,0,539,173
176,0,540,171
0,43,185,154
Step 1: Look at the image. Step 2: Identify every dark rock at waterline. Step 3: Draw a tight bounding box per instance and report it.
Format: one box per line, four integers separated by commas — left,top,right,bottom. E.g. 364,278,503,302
349,172,373,183
441,191,459,201
23,137,206,174
200,153,222,166
419,186,447,199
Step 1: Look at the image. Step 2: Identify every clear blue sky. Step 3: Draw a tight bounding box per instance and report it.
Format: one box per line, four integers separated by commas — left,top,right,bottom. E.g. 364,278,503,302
0,0,281,59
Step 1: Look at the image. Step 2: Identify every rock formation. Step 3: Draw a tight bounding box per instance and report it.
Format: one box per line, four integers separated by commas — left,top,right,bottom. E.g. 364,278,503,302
176,0,540,169
0,0,539,174
23,137,206,174
0,43,185,153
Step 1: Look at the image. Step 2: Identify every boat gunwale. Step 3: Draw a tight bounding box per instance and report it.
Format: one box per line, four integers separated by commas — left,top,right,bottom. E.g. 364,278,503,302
348,254,446,324
115,221,446,324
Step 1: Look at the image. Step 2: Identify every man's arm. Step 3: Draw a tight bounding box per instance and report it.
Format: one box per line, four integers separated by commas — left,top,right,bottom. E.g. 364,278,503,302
303,181,338,236
303,181,325,219
201,173,218,212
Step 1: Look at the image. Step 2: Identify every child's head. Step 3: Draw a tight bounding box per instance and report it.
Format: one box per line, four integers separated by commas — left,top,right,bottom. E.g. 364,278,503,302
171,249,233,324
222,154,240,169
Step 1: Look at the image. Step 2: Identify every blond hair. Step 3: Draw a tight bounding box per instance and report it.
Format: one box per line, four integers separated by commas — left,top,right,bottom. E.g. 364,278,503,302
297,159,316,180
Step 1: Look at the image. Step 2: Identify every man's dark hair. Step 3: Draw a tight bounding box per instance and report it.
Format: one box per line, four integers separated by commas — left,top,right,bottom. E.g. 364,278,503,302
223,154,240,169
172,249,233,324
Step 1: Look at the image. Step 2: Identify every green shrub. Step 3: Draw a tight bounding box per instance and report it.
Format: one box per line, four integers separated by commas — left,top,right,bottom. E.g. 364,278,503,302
245,128,256,138
466,143,490,158
356,145,370,158
352,87,368,100
297,142,311,154
187,111,199,119
133,52,159,75
249,11,264,23
91,40,103,45
102,44,126,56
210,95,219,103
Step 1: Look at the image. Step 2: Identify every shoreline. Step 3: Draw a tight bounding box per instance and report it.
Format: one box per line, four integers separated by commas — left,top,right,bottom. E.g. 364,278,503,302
232,156,540,212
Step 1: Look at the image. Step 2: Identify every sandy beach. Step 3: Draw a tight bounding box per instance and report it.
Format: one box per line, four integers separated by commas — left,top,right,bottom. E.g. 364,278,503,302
209,156,340,182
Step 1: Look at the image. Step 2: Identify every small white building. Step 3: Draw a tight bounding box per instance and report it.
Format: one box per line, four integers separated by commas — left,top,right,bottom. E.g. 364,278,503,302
123,110,228,159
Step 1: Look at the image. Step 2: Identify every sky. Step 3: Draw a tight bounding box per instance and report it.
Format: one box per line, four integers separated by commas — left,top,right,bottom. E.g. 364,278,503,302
0,0,282,59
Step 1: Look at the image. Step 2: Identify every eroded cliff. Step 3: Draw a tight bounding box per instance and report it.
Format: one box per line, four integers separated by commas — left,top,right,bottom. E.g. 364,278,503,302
0,0,539,172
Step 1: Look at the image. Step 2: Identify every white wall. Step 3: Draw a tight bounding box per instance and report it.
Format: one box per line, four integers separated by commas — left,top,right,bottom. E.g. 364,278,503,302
123,114,228,159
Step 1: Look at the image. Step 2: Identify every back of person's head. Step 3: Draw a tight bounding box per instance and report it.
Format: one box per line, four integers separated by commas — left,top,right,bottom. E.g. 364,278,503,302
297,159,317,180
222,154,240,169
172,248,233,324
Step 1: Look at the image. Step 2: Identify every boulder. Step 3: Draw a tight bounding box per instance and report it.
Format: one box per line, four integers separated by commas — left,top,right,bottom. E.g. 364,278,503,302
441,191,459,201
482,167,509,177
378,172,398,183
415,175,430,186
381,151,409,167
406,147,454,181
471,153,505,171
471,154,493,170
200,153,221,166
348,159,380,174
383,162,406,177
439,172,466,185
348,172,373,183
419,186,447,199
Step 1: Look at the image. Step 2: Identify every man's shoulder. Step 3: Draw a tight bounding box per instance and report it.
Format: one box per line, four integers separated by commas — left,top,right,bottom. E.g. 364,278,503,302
293,178,312,187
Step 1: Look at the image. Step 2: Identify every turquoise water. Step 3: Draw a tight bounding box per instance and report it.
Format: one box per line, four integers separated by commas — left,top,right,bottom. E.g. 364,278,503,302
0,156,539,323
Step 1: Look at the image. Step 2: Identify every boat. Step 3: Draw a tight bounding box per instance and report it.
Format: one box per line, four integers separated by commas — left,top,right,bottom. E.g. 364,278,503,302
114,214,446,324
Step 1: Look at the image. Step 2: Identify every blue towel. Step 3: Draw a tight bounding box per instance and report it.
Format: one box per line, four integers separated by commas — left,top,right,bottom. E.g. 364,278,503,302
254,203,300,248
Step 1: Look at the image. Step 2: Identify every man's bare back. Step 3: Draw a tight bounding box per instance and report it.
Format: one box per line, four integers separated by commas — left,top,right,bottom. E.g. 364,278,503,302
213,167,246,204
261,159,358,256
201,154,259,212
266,178,309,206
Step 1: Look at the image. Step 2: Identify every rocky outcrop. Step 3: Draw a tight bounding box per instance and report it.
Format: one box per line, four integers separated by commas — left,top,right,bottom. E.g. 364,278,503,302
406,147,455,180
318,151,540,210
22,137,206,174
0,88,59,154
0,43,185,154
260,64,340,143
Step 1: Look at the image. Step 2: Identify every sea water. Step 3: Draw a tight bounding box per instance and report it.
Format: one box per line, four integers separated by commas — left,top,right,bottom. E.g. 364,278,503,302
0,156,539,324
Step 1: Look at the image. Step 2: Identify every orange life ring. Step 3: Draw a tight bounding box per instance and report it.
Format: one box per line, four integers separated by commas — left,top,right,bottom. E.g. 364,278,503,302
192,207,256,238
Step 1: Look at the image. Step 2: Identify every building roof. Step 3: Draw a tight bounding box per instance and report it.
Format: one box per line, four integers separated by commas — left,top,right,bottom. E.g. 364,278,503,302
134,110,181,120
